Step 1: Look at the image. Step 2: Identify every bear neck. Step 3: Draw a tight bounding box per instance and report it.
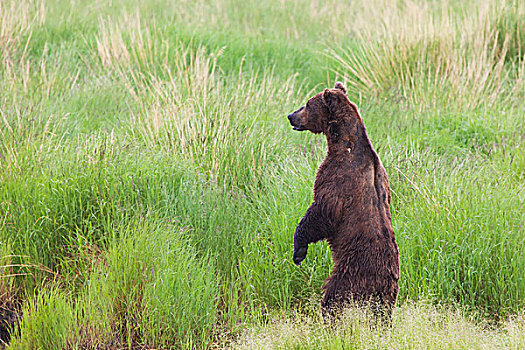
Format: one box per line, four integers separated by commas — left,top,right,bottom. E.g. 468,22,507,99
325,119,373,158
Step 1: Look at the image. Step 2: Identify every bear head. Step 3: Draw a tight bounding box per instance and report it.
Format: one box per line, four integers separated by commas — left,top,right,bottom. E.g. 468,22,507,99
287,82,361,147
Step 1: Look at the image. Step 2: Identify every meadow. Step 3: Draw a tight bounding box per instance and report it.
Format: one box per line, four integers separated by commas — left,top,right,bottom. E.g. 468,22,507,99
0,0,524,348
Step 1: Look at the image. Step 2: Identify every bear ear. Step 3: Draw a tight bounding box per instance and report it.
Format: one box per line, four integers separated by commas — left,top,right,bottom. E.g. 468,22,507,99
323,88,339,119
334,82,347,95
323,88,333,113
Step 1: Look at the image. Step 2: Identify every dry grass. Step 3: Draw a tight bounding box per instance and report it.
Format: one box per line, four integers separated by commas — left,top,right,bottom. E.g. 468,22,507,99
0,0,45,67
125,43,301,184
233,303,525,350
330,0,524,109
95,11,161,71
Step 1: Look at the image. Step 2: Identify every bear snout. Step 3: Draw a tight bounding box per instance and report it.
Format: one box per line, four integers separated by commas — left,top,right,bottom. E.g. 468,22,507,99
287,110,306,131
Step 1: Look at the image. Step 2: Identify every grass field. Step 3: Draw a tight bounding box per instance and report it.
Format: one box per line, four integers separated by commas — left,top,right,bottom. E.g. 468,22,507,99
0,0,524,348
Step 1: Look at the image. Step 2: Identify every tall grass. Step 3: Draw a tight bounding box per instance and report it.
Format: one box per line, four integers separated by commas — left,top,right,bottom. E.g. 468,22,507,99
8,288,76,350
330,1,524,109
80,218,219,348
388,149,525,316
0,0,523,348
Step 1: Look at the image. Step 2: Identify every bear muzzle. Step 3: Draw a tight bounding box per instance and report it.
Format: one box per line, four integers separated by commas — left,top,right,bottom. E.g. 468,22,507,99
288,109,306,131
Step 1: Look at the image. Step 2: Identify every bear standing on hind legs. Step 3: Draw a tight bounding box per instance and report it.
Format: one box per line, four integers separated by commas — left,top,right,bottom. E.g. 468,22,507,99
287,82,399,317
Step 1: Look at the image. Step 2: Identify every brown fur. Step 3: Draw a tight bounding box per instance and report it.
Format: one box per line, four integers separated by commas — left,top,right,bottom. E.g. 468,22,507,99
287,83,399,315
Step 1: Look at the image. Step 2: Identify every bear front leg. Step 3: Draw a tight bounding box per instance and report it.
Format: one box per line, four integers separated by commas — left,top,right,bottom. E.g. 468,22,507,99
293,202,331,265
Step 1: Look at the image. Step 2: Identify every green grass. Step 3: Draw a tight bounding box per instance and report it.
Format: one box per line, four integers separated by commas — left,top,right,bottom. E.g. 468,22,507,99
0,0,524,348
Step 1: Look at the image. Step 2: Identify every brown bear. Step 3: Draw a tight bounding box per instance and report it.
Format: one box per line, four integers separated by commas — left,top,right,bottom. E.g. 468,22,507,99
287,82,399,316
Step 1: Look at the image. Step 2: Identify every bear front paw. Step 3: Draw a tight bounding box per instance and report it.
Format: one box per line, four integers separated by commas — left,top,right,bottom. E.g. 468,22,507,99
293,246,308,265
